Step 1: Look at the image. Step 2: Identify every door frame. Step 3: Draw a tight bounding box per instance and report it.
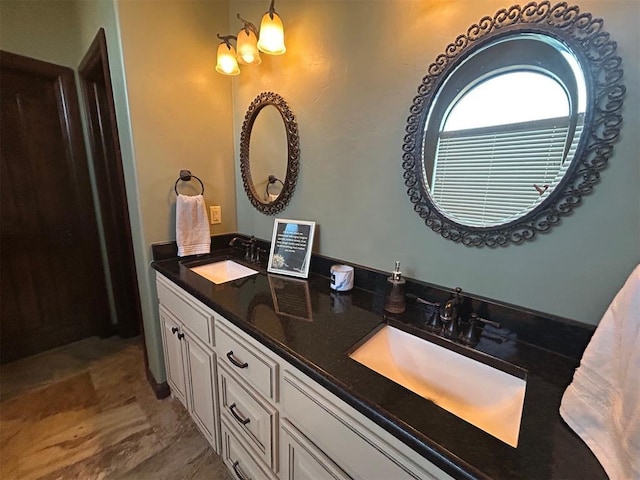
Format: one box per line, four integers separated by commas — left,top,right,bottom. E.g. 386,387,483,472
78,29,144,342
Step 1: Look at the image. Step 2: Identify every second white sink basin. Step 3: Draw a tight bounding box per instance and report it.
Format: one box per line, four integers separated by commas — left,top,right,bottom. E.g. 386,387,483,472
349,325,526,447
189,260,258,284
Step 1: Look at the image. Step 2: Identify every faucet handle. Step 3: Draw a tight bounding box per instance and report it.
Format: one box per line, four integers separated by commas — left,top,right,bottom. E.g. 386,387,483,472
425,302,442,331
461,314,479,344
471,313,501,329
461,313,501,345
255,246,268,263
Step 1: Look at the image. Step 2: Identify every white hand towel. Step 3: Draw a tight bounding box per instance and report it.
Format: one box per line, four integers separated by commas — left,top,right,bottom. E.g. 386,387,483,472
176,194,210,257
560,264,640,480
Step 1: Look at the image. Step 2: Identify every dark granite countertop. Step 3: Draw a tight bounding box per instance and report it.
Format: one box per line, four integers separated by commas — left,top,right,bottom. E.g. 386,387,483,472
151,241,605,480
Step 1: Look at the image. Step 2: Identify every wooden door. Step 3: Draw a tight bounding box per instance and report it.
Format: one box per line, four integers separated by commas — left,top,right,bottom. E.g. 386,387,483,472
0,51,109,363
78,29,142,339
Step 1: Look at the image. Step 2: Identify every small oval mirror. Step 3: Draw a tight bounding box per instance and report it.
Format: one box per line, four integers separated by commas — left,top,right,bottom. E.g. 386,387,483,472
240,92,300,215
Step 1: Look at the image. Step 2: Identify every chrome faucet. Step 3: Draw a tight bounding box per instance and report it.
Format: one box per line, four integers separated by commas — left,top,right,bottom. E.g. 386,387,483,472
409,287,502,345
440,287,463,337
229,236,264,264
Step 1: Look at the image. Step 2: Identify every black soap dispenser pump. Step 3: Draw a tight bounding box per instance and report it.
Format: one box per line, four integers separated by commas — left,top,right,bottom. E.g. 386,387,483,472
384,261,406,314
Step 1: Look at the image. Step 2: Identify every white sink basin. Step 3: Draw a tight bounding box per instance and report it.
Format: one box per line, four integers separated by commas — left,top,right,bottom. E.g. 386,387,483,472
189,260,258,284
349,325,526,447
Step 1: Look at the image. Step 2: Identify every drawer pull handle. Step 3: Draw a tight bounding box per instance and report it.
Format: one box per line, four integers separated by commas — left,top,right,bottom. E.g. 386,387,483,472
229,402,251,425
232,460,248,480
177,332,185,340
226,351,248,369
171,327,179,334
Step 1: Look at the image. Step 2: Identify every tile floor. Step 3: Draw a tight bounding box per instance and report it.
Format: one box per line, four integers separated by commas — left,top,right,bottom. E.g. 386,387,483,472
0,336,232,480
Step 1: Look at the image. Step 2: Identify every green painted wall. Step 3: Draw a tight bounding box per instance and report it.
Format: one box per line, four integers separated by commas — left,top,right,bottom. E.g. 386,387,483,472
114,0,235,382
0,0,83,66
232,0,640,326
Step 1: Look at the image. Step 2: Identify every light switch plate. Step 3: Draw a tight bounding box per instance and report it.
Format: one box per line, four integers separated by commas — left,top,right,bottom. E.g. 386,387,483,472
210,206,222,225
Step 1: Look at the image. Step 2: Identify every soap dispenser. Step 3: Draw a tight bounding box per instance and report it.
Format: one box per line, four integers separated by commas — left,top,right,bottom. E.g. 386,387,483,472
384,261,406,314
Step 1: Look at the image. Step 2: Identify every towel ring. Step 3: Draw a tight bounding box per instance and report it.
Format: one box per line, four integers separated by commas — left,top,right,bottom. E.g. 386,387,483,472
265,174,284,198
174,170,204,195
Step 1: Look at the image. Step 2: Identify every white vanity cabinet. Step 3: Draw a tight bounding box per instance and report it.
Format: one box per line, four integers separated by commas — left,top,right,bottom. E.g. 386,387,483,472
215,315,280,478
156,274,454,480
214,314,453,480
157,275,220,452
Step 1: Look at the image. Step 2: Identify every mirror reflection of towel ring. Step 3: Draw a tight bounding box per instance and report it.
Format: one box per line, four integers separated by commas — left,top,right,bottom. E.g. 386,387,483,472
266,175,284,198
174,169,205,195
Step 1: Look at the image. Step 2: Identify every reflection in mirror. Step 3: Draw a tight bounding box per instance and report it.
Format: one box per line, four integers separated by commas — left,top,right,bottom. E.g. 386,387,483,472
432,68,584,227
240,91,300,215
249,105,287,202
403,2,625,246
266,175,284,203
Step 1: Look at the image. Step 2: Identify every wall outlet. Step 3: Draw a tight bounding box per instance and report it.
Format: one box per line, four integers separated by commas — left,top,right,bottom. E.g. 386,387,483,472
210,206,222,225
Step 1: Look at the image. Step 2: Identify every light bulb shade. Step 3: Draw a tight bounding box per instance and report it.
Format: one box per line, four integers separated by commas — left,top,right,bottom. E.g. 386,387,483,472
215,42,240,75
257,12,286,55
236,29,261,65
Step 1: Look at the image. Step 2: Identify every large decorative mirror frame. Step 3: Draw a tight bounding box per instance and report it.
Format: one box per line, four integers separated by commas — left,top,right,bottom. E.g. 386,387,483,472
402,2,625,247
240,91,300,215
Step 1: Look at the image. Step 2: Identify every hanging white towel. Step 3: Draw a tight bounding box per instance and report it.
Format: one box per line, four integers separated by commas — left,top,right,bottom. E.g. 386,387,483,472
560,264,640,480
176,194,210,257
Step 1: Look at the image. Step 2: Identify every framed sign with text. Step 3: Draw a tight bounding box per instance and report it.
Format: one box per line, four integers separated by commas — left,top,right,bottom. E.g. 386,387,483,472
267,219,315,278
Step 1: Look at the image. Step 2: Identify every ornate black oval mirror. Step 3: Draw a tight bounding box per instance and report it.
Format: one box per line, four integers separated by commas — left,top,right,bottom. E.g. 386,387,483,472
240,91,300,215
402,2,625,246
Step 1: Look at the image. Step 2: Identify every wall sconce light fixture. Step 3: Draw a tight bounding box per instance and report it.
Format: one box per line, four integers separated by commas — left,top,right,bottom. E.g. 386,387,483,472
236,15,261,65
216,0,285,76
257,0,286,55
215,35,241,75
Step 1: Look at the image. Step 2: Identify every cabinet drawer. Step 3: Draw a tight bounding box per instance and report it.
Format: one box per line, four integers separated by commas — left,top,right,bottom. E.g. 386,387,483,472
219,363,278,470
221,418,277,480
216,320,278,401
280,419,351,480
282,370,441,480
157,275,213,346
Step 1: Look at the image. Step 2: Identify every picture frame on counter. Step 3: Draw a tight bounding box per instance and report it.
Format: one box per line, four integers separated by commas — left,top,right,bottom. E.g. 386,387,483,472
267,218,315,279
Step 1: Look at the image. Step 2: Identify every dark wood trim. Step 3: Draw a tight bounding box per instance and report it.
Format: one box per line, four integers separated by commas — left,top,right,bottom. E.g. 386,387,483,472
78,30,144,343
146,367,171,399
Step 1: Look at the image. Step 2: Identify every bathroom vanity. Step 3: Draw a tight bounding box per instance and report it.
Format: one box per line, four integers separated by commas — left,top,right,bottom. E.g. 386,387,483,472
152,240,606,480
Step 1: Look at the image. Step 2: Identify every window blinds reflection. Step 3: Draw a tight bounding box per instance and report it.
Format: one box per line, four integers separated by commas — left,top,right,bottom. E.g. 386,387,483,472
431,117,583,227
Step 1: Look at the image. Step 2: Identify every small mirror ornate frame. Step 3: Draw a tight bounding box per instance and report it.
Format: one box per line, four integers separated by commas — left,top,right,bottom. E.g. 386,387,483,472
240,91,300,215
402,2,625,247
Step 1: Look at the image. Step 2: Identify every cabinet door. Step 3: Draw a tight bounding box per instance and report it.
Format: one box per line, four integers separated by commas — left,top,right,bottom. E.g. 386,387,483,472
185,333,219,451
280,420,351,480
160,308,187,407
